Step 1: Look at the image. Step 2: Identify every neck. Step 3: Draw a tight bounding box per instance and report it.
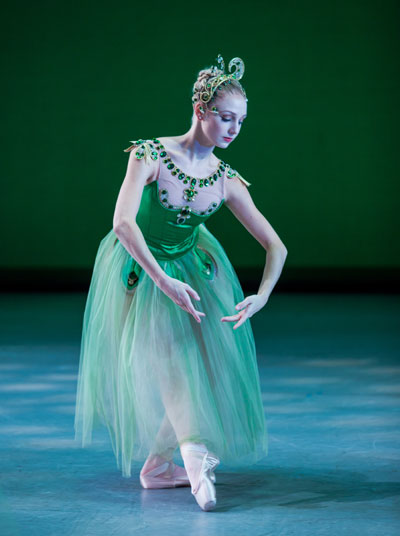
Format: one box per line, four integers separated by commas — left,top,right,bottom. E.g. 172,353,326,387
175,122,215,164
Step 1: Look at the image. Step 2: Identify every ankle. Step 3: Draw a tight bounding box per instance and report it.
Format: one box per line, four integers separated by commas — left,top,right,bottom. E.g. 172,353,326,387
141,453,170,475
180,441,207,454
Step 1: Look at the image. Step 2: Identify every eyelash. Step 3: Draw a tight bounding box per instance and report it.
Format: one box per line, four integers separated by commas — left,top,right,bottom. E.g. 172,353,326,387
221,117,244,125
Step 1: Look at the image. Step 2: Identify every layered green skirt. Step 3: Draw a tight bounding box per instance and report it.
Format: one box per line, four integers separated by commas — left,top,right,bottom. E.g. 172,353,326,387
74,223,268,477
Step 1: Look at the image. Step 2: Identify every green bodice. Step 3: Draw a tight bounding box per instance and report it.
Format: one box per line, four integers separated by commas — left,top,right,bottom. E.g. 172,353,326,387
116,136,251,291
137,180,223,260
119,180,224,290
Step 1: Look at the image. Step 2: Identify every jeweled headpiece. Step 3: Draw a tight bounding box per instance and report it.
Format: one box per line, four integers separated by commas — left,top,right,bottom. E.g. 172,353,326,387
192,54,247,105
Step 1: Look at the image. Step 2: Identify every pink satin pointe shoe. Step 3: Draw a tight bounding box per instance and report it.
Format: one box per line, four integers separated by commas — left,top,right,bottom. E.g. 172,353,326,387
139,455,216,490
180,443,220,512
140,458,191,489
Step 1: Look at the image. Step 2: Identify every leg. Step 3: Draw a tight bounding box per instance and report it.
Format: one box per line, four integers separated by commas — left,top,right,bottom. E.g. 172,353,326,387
141,413,178,475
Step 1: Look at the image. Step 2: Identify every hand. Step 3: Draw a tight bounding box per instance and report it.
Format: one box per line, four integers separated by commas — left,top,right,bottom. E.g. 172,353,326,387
157,274,206,323
221,294,267,330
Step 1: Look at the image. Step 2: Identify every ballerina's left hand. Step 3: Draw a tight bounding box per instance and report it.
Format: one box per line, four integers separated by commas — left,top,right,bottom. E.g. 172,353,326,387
221,294,268,330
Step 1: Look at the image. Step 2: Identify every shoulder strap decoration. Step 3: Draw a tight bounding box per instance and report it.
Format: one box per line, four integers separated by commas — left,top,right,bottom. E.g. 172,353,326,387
123,139,159,164
226,165,251,187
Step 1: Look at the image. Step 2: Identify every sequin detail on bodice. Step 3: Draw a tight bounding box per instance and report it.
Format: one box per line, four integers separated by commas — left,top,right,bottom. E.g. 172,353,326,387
125,137,230,220
121,137,251,258
119,137,250,289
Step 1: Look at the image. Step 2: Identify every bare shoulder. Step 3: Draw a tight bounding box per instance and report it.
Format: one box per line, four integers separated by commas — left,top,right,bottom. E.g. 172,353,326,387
157,135,179,152
124,137,160,185
157,135,174,144
223,164,252,205
157,136,187,158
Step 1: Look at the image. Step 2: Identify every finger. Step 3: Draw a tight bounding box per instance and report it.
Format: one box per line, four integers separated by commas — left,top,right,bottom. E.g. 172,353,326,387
190,310,202,323
235,300,249,311
185,286,201,301
233,313,248,329
186,301,205,323
189,306,201,322
194,311,206,322
221,313,242,322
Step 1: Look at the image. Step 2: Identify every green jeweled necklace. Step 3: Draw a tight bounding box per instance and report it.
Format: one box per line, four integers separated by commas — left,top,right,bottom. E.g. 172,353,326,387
151,137,226,203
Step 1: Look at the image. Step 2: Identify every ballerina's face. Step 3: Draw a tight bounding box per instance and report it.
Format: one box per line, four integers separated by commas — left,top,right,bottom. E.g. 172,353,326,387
202,94,247,148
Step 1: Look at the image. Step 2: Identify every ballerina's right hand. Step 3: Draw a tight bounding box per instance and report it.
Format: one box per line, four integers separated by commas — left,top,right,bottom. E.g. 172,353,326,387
158,275,206,323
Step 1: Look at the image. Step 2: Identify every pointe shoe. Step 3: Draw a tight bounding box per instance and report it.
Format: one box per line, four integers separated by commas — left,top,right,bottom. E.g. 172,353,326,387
181,444,220,512
140,459,191,489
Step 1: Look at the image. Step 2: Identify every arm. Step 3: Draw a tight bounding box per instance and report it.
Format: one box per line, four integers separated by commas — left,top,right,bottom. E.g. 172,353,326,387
113,150,166,286
221,174,288,329
113,148,205,322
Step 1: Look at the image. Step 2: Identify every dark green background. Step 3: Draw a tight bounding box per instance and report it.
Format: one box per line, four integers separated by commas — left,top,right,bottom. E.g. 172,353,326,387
1,1,399,281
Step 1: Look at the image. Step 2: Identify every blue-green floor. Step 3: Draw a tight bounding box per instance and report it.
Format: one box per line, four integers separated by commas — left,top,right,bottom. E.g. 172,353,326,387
0,292,399,535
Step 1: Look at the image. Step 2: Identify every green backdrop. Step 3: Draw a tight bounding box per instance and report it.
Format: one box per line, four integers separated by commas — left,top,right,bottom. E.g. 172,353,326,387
1,0,398,278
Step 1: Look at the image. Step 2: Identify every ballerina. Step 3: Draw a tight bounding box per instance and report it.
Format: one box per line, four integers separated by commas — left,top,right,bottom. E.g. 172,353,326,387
74,53,288,512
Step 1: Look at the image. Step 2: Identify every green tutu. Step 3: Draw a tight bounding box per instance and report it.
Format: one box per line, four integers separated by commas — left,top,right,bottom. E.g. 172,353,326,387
74,143,268,478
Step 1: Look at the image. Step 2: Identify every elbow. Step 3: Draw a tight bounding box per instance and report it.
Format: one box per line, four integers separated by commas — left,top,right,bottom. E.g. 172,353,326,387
268,241,288,257
113,218,136,238
113,220,124,236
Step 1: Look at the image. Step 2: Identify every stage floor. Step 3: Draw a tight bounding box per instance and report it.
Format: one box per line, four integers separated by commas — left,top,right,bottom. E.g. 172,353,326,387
0,292,399,535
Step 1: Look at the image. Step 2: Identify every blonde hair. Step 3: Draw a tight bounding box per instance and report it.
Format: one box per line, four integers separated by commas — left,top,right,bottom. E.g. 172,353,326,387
191,67,247,110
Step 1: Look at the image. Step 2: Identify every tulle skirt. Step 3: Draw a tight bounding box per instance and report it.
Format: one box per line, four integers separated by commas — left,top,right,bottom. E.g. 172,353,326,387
74,223,268,477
